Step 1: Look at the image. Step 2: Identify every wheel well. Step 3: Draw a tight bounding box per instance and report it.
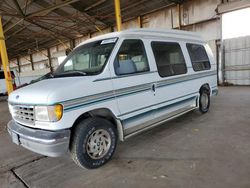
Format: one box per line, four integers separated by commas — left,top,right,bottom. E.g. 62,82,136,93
71,108,124,141
199,83,210,94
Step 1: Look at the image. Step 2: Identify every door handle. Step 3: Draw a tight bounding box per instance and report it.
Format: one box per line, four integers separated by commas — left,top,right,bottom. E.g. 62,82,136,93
151,84,156,92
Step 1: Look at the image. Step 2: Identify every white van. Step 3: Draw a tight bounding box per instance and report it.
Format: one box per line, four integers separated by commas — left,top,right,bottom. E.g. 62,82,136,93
7,29,218,169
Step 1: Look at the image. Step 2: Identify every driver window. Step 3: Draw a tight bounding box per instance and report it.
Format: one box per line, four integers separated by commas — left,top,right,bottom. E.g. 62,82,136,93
114,39,149,75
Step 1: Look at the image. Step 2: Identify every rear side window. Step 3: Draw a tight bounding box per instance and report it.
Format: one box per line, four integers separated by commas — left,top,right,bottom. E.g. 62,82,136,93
186,43,211,71
151,42,187,77
114,40,149,75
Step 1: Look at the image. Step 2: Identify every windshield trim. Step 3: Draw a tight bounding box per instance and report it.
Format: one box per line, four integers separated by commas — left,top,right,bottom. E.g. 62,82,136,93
54,37,118,77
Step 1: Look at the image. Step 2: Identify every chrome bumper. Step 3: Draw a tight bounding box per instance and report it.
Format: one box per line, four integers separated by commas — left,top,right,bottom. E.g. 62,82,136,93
7,120,70,157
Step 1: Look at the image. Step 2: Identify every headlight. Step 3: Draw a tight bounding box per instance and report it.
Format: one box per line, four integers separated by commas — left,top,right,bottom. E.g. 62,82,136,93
35,104,63,122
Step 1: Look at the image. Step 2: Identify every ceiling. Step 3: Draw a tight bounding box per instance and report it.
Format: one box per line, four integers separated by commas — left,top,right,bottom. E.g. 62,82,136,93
0,0,184,60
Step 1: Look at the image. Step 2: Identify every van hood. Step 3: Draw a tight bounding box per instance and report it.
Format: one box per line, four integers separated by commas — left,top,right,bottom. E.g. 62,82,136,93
8,77,93,105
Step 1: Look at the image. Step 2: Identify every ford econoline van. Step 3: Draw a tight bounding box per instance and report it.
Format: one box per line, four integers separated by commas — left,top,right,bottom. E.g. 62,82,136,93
7,29,218,169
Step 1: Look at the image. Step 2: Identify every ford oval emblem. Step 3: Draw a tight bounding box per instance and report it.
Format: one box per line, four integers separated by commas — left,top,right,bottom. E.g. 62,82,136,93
16,95,19,100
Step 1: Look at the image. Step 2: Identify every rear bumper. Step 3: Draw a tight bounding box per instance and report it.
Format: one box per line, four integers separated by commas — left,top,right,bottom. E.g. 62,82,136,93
7,120,70,157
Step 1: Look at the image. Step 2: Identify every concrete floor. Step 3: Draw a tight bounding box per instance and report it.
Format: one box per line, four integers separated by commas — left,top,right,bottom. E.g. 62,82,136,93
0,87,250,188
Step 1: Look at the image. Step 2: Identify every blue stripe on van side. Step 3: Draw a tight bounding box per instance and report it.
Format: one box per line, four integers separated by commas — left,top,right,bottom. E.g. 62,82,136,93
94,71,158,82
64,87,150,112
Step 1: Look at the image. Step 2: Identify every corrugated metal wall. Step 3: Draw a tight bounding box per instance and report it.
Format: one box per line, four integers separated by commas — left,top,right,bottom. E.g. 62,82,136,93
224,36,250,85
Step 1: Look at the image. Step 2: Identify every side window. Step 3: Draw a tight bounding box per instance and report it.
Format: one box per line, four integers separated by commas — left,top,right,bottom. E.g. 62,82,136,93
186,43,211,71
151,42,187,77
114,40,149,75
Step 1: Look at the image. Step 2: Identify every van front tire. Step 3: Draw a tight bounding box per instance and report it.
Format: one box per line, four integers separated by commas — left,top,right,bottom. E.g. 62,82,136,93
70,117,117,169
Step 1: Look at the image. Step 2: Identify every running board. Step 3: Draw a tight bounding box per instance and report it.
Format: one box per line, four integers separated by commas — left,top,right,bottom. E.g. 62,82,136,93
124,107,196,140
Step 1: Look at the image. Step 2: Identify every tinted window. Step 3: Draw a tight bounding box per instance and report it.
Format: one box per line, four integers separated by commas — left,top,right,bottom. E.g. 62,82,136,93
151,42,187,77
186,43,211,71
114,40,149,75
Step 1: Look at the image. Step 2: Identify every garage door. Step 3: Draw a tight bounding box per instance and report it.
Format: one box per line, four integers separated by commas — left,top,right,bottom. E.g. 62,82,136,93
224,36,250,85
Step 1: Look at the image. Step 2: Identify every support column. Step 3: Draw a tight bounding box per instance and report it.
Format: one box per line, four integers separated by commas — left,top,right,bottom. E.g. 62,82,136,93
114,0,122,31
137,16,142,28
30,54,34,70
17,57,21,73
177,4,181,30
70,39,75,49
0,16,13,95
47,48,53,72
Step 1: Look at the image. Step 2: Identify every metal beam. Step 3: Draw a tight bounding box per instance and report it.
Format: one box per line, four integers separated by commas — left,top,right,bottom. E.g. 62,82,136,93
0,13,22,18
47,48,53,72
84,0,106,11
17,56,21,73
30,53,34,70
6,25,27,40
3,0,80,33
3,0,33,32
0,16,13,94
12,0,25,17
176,3,181,29
69,1,108,28
217,0,250,14
31,0,96,36
137,16,142,28
4,19,23,33
26,0,80,17
25,19,72,40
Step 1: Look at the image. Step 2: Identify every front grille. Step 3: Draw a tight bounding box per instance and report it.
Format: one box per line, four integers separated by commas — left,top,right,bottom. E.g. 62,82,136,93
11,104,35,125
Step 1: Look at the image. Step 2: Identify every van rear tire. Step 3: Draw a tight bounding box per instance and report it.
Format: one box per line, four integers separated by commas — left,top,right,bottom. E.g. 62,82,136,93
70,117,117,169
199,89,210,113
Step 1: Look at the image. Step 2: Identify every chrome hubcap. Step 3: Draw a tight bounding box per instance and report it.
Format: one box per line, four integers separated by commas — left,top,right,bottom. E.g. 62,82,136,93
86,129,111,159
201,93,209,110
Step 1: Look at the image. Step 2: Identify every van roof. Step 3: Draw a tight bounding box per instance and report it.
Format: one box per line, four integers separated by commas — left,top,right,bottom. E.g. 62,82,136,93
77,28,204,47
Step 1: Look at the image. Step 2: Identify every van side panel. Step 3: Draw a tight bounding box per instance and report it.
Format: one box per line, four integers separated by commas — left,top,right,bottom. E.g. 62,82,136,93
120,38,217,138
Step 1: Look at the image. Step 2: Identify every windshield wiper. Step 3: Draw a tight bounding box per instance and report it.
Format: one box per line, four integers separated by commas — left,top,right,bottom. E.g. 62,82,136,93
54,70,87,77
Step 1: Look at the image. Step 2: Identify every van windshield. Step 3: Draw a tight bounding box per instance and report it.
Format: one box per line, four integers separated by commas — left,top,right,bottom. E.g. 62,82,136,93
54,38,117,77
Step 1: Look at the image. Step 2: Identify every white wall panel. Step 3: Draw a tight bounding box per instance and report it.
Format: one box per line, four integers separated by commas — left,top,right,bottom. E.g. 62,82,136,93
224,36,250,85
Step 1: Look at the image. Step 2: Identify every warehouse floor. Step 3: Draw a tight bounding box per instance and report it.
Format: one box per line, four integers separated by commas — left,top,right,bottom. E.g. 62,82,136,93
0,87,250,188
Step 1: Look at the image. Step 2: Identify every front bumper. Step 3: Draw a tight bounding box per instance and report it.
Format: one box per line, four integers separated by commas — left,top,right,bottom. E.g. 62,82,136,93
7,120,70,157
